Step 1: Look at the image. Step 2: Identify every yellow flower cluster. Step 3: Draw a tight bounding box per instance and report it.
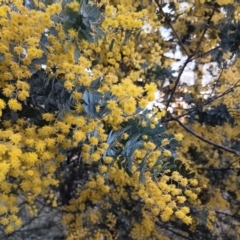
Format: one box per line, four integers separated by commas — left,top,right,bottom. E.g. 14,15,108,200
206,209,217,231
175,207,192,224
216,0,234,4
46,3,62,15
0,5,54,141
0,0,205,238
102,5,148,30
0,119,64,232
64,161,199,239
67,1,80,12
141,171,197,224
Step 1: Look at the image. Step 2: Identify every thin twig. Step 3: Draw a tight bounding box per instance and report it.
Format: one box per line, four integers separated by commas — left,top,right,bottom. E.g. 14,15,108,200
198,167,240,171
156,222,192,240
165,81,240,122
163,6,215,112
209,68,223,99
154,0,189,57
191,46,220,60
205,80,240,105
216,210,240,220
192,7,215,56
165,55,192,111
171,117,240,156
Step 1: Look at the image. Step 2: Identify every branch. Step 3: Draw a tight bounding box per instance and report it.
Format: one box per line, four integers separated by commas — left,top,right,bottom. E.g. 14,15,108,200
154,0,189,57
163,6,215,112
192,7,215,56
204,84,240,106
154,0,191,112
216,210,240,220
198,167,240,171
165,81,240,122
191,46,220,60
156,222,192,240
209,68,223,99
165,55,192,111
171,117,240,156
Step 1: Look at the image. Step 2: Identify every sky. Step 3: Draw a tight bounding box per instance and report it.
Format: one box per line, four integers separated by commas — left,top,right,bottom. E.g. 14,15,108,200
143,2,221,112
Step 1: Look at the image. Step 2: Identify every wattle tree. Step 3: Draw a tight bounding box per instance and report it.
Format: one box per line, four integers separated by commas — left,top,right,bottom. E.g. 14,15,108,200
0,0,239,239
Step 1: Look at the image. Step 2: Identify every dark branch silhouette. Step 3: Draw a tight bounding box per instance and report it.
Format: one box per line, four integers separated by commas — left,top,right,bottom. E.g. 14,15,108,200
171,116,240,156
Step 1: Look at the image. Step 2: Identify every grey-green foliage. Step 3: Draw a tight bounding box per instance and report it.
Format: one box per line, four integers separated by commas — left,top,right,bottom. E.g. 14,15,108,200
82,89,110,118
63,0,105,42
144,63,176,85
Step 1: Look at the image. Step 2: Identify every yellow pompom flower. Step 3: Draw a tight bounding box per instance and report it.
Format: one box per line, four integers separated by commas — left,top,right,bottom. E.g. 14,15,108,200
99,165,108,173
64,80,74,90
25,152,38,165
0,144,8,155
16,81,30,90
27,170,34,176
89,137,98,146
142,135,148,140
8,99,22,111
14,218,22,227
176,196,186,204
10,206,19,214
183,216,192,225
175,209,185,219
3,85,15,97
0,206,7,215
86,180,96,188
38,2,45,9
91,152,101,162
5,224,14,234
82,144,91,152
0,161,10,175
181,206,190,214
161,138,169,146
0,218,9,226
107,100,118,110
74,117,85,127
67,1,80,12
180,178,188,186
68,29,77,39
73,131,86,142
72,91,82,101
42,113,54,121
139,98,148,108
35,140,46,152
123,102,136,115
0,99,6,109
46,3,62,15
141,120,147,127
17,90,29,101
9,134,22,144
171,171,182,181
189,179,198,186
0,6,8,18
156,110,166,118
163,150,171,157
185,189,197,200
96,175,105,186
122,133,129,140
174,133,183,141
146,92,155,101
105,156,113,164
161,207,173,221
52,200,57,207
145,82,157,92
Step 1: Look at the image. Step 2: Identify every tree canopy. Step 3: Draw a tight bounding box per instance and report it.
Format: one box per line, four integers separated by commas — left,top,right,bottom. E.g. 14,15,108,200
0,0,240,239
